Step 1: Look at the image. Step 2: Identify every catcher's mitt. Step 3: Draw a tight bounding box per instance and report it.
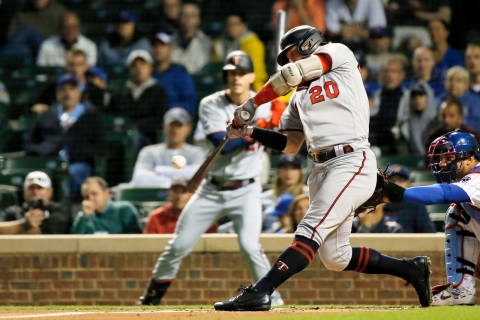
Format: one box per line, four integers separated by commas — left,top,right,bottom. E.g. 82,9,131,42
355,168,388,215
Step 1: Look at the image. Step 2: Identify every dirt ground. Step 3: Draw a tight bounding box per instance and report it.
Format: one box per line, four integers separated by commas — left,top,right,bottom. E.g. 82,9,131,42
0,308,393,320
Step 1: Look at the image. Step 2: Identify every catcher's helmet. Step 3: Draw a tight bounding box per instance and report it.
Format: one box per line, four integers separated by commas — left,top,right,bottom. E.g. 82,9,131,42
427,130,480,183
277,25,325,66
223,50,254,72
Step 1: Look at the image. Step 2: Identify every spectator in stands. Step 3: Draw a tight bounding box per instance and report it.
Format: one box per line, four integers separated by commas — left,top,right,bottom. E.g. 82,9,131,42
382,165,436,233
369,58,407,155
36,12,97,67
354,51,379,102
144,175,217,234
151,32,196,113
2,0,66,59
437,66,480,129
85,66,110,109
109,49,169,150
171,2,211,74
429,19,464,85
325,0,386,46
366,27,406,81
0,171,72,234
410,46,444,98
212,10,267,91
262,154,307,214
425,98,479,150
271,0,326,33
263,193,295,233
149,0,182,34
0,81,10,104
35,49,105,110
466,40,480,96
352,204,403,233
97,11,151,66
132,107,205,188
25,74,105,199
396,82,437,155
0,210,45,234
385,0,451,25
71,176,142,234
284,194,309,233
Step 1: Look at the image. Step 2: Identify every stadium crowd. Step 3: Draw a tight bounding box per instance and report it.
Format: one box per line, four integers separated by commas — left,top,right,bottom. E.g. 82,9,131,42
0,0,479,235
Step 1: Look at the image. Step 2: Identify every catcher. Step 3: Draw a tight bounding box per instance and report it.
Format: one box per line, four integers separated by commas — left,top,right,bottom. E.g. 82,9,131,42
214,25,431,311
366,130,480,305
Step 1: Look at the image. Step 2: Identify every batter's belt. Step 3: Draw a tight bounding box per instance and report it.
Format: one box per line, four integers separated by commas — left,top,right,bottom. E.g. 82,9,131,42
310,144,354,163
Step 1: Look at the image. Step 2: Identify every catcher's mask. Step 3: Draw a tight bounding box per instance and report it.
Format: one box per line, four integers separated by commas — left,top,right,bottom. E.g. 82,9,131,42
427,131,480,183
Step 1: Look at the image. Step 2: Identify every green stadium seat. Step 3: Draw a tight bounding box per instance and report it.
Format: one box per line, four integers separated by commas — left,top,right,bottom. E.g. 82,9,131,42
0,185,19,209
426,204,450,214
0,156,67,173
118,188,169,202
410,170,436,186
0,170,29,189
377,155,424,169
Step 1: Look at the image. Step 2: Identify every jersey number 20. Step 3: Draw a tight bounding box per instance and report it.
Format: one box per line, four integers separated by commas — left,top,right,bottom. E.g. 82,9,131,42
309,81,339,104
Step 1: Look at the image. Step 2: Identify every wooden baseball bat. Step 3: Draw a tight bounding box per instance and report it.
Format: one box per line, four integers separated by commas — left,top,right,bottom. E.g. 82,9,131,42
186,136,230,193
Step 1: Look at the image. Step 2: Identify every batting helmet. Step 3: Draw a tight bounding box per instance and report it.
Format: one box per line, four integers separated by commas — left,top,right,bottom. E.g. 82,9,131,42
277,25,325,66
223,50,254,72
427,130,480,183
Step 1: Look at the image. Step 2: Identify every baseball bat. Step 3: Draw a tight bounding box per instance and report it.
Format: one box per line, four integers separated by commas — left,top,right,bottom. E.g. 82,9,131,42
186,136,230,193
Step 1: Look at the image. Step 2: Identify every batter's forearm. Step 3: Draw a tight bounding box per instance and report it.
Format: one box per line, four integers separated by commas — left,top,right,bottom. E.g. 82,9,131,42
251,128,287,151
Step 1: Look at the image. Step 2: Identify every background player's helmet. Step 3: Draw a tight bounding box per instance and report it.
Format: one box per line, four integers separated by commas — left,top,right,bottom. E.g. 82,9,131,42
223,50,254,73
427,130,480,183
277,25,325,66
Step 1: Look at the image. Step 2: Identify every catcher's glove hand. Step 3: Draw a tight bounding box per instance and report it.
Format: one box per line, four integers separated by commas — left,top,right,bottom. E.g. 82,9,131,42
355,168,388,215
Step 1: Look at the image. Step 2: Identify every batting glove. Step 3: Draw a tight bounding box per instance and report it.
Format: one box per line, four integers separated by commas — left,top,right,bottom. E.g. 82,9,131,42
232,98,256,127
227,123,254,139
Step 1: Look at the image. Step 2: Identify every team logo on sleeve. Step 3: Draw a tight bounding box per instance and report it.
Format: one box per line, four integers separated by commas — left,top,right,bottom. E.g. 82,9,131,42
460,176,471,183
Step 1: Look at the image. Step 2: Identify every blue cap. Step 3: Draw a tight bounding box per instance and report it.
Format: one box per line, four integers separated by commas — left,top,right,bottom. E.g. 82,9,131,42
87,67,107,82
266,194,295,217
370,27,392,38
118,11,136,23
385,164,410,180
278,154,302,169
57,74,78,87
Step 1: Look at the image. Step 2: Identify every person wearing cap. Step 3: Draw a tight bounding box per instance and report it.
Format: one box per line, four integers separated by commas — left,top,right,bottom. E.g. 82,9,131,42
263,193,295,233
25,73,105,199
37,11,97,67
138,50,284,306
212,10,267,91
143,175,217,234
131,107,205,188
35,49,105,111
97,11,151,66
369,57,408,155
151,31,196,113
110,49,168,150
395,81,437,155
381,165,435,233
0,171,72,234
352,203,403,233
170,2,211,74
262,154,307,215
71,176,142,234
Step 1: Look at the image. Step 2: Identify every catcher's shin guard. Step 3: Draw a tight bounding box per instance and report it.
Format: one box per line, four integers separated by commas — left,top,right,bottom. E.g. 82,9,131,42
445,205,479,287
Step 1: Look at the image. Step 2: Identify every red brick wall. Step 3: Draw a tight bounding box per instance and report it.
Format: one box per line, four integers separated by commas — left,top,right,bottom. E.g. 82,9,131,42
1,250,475,306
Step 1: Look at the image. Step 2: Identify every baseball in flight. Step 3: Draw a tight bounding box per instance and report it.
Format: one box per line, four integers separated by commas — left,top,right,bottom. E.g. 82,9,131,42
171,155,187,169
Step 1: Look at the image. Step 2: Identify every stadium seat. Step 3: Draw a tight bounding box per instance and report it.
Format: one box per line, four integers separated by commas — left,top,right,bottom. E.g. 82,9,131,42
0,184,19,208
118,188,168,202
377,155,424,169
0,170,30,189
426,204,449,214
410,170,436,186
0,156,67,173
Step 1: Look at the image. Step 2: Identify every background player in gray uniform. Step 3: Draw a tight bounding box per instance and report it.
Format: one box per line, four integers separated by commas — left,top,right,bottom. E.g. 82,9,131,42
138,51,283,306
214,26,431,311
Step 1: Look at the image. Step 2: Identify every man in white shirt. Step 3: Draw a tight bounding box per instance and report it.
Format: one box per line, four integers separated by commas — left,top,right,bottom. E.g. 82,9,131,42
131,107,206,188
37,11,97,67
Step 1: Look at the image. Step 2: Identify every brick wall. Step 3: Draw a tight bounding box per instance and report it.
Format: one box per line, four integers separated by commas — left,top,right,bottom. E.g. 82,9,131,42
0,235,476,306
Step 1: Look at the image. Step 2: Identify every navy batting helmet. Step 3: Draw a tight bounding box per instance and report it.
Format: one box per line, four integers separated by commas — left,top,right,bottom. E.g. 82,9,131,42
277,25,325,66
223,50,254,72
427,130,480,183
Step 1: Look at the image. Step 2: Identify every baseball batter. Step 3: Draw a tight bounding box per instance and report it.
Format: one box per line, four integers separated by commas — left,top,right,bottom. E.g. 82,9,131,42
138,51,283,306
214,26,431,311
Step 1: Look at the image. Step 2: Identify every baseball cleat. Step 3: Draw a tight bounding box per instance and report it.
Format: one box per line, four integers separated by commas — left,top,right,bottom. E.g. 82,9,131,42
432,284,476,306
136,279,171,306
404,256,432,307
214,285,271,311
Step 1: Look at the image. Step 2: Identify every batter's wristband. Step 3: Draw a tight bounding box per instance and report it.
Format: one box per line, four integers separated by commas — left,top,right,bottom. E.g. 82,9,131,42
251,128,287,151
383,183,405,203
